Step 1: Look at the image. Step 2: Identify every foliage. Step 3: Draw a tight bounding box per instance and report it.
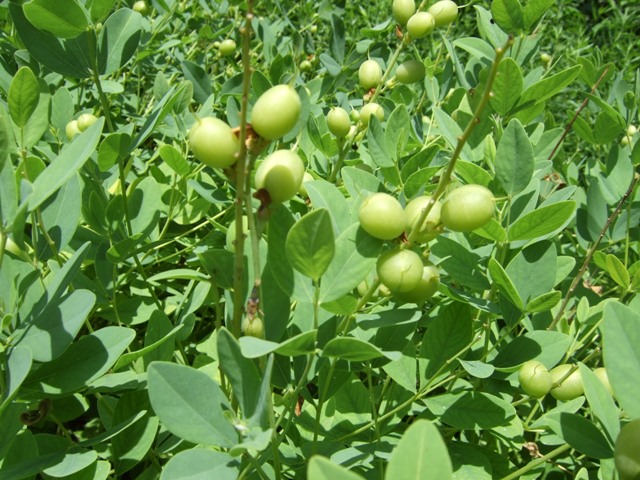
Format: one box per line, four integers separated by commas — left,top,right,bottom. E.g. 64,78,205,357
0,0,639,479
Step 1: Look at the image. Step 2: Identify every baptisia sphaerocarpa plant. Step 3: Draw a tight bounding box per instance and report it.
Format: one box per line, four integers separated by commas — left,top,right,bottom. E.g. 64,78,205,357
0,0,639,478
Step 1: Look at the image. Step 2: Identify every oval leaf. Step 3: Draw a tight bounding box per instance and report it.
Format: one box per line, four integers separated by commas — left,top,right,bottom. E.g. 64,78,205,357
285,208,335,281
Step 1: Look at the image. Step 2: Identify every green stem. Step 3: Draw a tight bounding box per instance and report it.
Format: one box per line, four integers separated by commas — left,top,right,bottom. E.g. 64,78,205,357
499,444,572,480
548,171,639,330
405,37,511,246
312,358,337,453
231,2,254,338
87,29,114,133
0,230,6,272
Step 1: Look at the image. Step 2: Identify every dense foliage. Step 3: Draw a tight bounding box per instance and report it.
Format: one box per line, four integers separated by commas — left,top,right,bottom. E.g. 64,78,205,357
0,0,639,479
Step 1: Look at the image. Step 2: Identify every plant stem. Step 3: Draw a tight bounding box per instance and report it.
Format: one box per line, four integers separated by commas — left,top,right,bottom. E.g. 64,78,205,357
231,1,254,338
548,171,639,330
499,444,572,480
405,37,512,245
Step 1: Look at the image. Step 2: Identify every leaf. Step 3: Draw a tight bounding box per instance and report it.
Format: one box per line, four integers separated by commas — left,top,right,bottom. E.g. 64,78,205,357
129,85,184,152
160,449,240,480
366,116,394,168
28,118,105,212
385,420,453,480
488,258,524,310
285,209,335,281
491,0,524,33
523,0,554,29
266,206,315,303
525,290,561,313
23,327,135,396
602,302,640,419
147,362,237,447
239,331,317,358
98,132,131,171
453,37,496,61
319,224,382,303
98,8,142,75
88,0,117,22
490,58,523,115
158,144,190,175
545,412,613,459
322,338,400,362
426,391,517,429
8,67,39,128
433,107,473,162
308,456,365,480
9,3,92,78
1,347,32,408
491,331,571,370
458,359,495,379
578,363,619,445
330,14,345,63
419,303,473,382
507,201,576,241
495,119,533,195
304,180,351,235
14,290,96,362
217,328,263,424
182,60,212,104
604,254,630,288
517,65,582,110
23,0,90,39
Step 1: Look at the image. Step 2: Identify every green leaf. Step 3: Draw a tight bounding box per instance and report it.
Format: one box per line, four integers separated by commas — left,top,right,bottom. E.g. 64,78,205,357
458,359,495,379
14,290,96,362
490,58,523,115
129,85,184,152
158,144,190,176
523,0,554,29
434,107,474,162
426,391,518,429
9,3,92,78
492,331,571,370
495,119,533,195
239,330,317,358
602,302,640,419
23,327,135,396
182,60,212,104
88,0,117,22
453,37,496,61
385,420,453,480
308,456,365,480
267,206,315,303
147,362,237,447
8,67,39,128
525,290,561,313
217,328,264,425
98,133,131,172
491,0,524,32
366,116,394,168
28,118,105,212
111,392,159,475
517,65,582,110
98,8,142,75
1,347,32,409
488,258,524,310
160,449,240,480
304,180,351,234
604,254,630,288
23,0,90,39
507,201,576,241
285,209,335,281
419,303,473,382
322,337,401,362
545,412,613,459
319,223,382,303
578,363,619,445
113,324,182,371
